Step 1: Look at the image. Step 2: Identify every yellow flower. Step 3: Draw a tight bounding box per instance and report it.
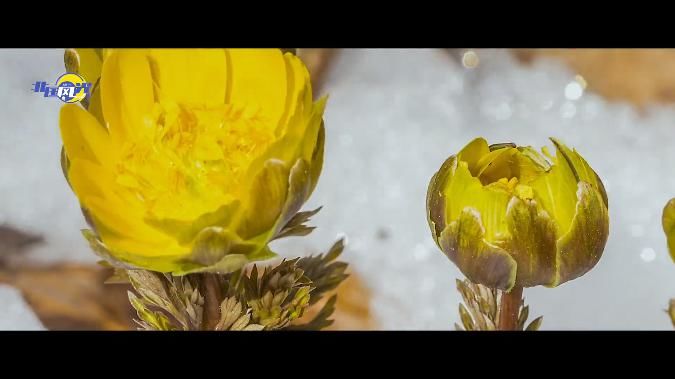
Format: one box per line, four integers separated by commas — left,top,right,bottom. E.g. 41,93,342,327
59,49,326,274
427,138,609,291
662,198,675,262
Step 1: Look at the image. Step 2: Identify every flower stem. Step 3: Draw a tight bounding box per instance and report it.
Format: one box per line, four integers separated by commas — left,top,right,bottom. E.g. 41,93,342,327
200,273,222,330
498,285,523,331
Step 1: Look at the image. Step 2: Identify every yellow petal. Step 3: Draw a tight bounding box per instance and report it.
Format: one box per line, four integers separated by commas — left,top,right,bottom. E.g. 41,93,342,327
236,159,289,239
100,50,155,145
59,104,112,166
444,161,512,242
146,201,241,245
67,158,110,200
87,82,105,126
277,52,313,134
239,95,323,189
73,48,103,84
95,232,187,269
529,145,579,236
148,49,227,106
476,147,518,184
300,96,327,162
550,138,608,208
68,159,182,256
457,137,490,174
226,48,288,127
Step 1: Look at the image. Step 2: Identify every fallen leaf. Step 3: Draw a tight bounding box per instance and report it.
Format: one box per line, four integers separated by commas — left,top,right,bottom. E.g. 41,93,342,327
0,225,43,267
513,49,675,108
297,269,376,330
0,263,134,330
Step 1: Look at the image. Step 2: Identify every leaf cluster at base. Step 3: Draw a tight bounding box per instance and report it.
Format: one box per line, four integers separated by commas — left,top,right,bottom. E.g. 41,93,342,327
455,278,543,331
119,238,348,331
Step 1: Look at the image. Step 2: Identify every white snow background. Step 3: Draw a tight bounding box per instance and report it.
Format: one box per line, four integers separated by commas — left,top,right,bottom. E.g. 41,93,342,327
1,48,674,330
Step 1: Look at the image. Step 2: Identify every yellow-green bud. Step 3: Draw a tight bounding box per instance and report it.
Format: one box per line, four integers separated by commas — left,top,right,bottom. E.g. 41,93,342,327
426,137,609,291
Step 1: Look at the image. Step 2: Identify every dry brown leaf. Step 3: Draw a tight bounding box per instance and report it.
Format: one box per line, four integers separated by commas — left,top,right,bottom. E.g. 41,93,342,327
513,49,675,108
297,269,376,330
0,225,43,267
0,263,134,330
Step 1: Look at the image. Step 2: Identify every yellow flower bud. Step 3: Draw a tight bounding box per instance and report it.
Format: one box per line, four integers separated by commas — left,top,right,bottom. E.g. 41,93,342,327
59,49,326,274
427,138,609,290
661,198,675,262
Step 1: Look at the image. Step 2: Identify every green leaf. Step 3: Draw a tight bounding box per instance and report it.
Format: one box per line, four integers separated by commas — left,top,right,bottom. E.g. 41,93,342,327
525,316,543,331
296,239,349,305
81,229,136,270
104,268,130,284
127,291,173,331
287,295,338,331
273,207,322,241
459,303,474,331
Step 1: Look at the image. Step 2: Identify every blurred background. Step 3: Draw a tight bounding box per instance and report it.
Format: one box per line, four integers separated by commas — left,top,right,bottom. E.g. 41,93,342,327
1,48,675,330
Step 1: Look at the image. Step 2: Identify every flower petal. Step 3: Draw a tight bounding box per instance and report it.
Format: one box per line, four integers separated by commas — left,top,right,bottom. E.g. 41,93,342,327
100,49,155,145
444,161,512,242
275,159,313,235
172,227,277,275
504,197,558,287
59,104,112,166
68,158,183,256
475,147,518,184
308,121,325,196
427,155,457,240
148,49,227,106
226,49,288,128
550,138,608,208
553,182,609,286
87,81,105,126
83,230,187,273
277,52,313,134
236,159,290,239
662,198,675,262
299,96,327,162
457,137,490,174
439,208,517,291
145,201,241,245
73,48,103,85
529,147,579,236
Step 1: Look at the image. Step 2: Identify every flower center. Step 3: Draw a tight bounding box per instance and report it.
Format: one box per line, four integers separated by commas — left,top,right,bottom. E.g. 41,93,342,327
114,101,275,221
487,177,534,200
472,147,538,200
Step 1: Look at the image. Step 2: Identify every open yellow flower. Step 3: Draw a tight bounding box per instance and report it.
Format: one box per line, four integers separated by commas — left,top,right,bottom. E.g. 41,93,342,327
59,49,326,274
427,138,609,291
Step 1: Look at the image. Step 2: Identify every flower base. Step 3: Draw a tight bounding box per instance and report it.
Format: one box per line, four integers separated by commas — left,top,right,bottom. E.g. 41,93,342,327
116,239,349,331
